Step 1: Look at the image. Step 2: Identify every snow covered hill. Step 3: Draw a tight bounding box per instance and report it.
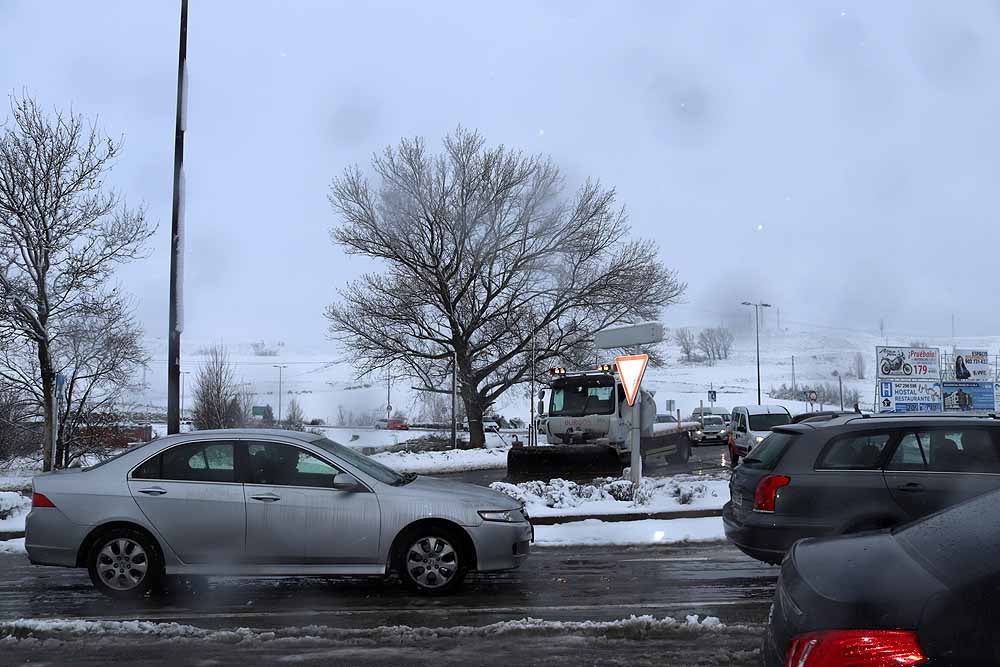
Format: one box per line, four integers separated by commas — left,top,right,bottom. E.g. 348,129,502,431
133,326,997,425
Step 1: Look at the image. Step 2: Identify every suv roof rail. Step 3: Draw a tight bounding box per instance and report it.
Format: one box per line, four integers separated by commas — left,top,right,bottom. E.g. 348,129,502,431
844,411,1000,423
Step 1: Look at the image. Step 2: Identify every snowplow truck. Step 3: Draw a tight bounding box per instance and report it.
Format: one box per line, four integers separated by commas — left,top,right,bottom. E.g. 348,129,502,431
511,368,694,480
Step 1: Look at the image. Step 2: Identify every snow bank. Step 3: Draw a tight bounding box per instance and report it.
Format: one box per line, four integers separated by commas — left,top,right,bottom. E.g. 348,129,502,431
533,517,725,546
491,474,728,518
0,538,26,555
371,446,509,474
0,613,729,644
0,492,30,533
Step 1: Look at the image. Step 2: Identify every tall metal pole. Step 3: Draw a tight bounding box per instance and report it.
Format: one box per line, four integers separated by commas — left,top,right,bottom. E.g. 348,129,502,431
386,369,391,421
180,371,190,421
755,305,761,405
791,355,796,392
451,350,458,449
167,0,189,435
839,374,844,411
529,336,536,447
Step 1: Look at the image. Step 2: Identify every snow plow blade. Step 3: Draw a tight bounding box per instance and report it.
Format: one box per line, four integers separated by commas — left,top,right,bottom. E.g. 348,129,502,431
506,445,623,481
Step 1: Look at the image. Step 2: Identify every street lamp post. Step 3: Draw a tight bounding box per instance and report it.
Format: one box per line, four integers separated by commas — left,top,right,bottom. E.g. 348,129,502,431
273,365,287,424
742,301,772,405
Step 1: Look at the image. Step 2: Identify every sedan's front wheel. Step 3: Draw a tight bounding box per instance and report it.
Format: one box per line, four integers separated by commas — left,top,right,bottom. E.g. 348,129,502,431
398,527,466,595
87,528,162,600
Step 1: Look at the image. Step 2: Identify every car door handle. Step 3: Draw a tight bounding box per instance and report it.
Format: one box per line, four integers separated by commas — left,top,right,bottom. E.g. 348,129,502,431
137,487,167,496
250,494,280,503
896,482,924,493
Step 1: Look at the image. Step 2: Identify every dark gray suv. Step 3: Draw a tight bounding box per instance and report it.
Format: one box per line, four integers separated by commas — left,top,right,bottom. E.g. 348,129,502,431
723,413,1000,564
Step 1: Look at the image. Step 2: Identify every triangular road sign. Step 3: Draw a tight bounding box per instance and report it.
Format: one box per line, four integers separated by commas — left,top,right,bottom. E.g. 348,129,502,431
615,354,649,407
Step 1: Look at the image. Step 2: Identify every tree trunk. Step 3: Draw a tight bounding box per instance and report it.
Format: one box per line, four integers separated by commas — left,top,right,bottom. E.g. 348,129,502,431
38,345,55,472
463,394,488,449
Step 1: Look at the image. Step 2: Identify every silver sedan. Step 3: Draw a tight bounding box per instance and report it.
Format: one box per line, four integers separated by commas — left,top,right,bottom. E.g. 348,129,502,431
25,429,532,598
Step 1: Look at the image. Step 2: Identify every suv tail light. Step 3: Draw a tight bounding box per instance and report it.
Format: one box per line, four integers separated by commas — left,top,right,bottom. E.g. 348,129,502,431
753,474,790,512
785,629,926,667
31,492,56,508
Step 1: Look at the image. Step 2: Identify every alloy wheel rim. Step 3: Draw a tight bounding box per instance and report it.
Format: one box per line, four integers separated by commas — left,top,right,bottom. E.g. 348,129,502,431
97,538,148,591
406,536,458,589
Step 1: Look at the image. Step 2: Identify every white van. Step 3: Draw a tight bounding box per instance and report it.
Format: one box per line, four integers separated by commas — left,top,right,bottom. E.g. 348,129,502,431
728,405,791,465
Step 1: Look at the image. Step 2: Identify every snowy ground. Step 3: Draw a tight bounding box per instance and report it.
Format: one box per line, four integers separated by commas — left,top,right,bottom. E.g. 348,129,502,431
0,492,30,533
492,474,729,518
534,516,725,547
373,446,509,474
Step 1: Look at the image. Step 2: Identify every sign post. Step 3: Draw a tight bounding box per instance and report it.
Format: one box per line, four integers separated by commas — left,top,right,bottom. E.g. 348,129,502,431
615,354,649,486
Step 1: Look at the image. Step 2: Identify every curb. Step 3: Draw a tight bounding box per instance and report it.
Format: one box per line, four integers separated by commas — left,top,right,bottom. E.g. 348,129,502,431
529,507,723,526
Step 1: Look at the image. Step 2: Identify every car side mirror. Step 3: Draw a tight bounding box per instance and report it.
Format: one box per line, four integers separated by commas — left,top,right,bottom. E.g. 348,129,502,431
333,472,364,492
537,400,545,415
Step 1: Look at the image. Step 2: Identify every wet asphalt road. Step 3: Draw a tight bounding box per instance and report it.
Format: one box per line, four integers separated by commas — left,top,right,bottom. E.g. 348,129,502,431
0,536,776,666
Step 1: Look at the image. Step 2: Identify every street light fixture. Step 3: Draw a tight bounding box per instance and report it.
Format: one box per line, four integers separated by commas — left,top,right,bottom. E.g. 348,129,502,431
273,365,288,424
742,301,772,405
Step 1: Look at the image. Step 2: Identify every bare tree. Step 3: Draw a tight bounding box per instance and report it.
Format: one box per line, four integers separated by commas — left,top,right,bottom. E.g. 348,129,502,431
675,328,697,362
326,129,684,447
284,398,305,431
0,381,39,467
191,346,240,431
0,96,153,469
697,329,717,362
718,327,734,359
852,351,866,380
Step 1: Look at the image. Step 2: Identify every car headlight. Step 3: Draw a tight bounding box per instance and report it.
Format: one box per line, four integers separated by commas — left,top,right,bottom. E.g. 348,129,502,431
754,435,765,444
695,430,703,436
479,508,526,523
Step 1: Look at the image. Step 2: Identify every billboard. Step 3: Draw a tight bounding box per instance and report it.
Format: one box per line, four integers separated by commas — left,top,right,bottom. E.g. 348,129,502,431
876,346,940,380
953,350,992,382
877,380,942,413
942,382,997,412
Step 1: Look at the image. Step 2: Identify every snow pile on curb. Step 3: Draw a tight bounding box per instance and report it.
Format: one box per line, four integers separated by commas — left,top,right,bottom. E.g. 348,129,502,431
0,538,26,555
533,517,725,546
371,446,508,474
0,613,730,644
491,474,728,517
0,492,30,533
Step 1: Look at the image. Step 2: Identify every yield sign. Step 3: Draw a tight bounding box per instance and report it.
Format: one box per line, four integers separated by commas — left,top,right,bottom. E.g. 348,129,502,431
615,354,649,407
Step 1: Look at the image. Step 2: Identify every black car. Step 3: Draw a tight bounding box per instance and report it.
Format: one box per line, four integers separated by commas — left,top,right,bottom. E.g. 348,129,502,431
763,488,1000,666
724,413,1000,564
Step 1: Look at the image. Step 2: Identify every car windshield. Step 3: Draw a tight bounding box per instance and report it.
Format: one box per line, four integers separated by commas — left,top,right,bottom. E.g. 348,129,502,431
311,437,407,485
549,378,616,417
741,432,797,469
895,488,1000,588
702,416,723,426
748,413,791,431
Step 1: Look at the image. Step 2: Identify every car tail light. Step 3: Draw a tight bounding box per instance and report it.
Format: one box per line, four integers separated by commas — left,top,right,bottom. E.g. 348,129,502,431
785,629,926,667
753,474,790,512
31,492,56,508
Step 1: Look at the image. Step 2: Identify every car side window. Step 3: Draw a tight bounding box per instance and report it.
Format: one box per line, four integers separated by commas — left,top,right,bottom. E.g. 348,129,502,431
926,429,1000,473
134,441,236,483
887,432,929,470
246,441,342,488
817,432,892,470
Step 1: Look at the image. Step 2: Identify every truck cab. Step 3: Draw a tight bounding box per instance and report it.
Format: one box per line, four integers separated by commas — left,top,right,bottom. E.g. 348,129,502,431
543,372,627,446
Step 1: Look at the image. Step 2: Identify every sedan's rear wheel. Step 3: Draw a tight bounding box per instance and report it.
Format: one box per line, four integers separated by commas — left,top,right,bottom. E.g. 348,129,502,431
87,528,162,600
398,527,466,595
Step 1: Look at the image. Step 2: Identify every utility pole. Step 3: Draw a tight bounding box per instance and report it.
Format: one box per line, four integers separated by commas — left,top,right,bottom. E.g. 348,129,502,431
273,365,287,424
742,301,772,405
180,371,190,421
167,0,189,435
529,336,536,447
838,374,844,411
791,355,797,392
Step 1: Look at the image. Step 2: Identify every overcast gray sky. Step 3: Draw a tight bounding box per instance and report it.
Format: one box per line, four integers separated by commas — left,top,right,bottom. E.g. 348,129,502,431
3,0,999,348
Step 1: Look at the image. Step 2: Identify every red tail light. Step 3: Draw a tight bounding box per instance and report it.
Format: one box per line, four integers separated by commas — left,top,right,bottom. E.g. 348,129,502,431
785,629,926,667
31,492,56,508
753,474,790,512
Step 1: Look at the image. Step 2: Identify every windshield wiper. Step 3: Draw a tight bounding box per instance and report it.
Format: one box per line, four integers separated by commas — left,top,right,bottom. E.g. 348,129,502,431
394,472,418,485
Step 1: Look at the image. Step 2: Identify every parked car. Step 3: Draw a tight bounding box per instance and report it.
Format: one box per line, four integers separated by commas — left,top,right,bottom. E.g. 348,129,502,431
728,404,791,465
763,487,1000,666
374,418,409,430
692,414,727,444
724,413,1000,564
691,406,731,425
462,419,501,433
25,429,532,599
655,414,678,424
